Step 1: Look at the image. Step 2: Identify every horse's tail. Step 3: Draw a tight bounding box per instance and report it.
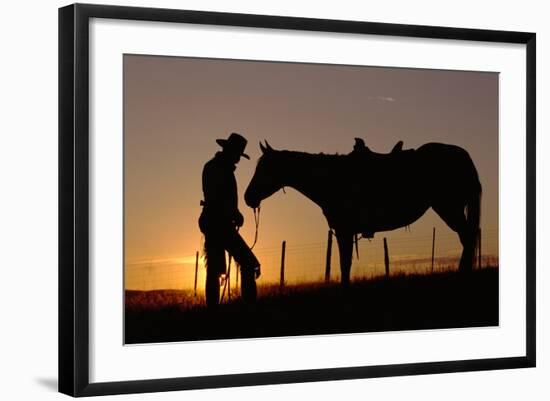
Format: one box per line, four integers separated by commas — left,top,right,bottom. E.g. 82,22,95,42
465,163,482,269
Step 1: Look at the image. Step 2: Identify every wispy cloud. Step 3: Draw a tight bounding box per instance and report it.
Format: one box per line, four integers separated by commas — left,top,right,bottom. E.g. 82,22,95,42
367,96,396,103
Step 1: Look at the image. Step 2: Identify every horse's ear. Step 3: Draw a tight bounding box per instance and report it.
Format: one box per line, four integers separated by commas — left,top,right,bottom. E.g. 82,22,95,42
260,140,274,154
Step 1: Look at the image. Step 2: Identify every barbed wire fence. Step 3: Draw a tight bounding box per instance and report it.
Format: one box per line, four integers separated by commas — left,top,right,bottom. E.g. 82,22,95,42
125,227,498,294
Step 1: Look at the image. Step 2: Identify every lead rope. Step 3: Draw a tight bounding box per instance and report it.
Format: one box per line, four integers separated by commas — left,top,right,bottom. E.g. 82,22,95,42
250,206,261,250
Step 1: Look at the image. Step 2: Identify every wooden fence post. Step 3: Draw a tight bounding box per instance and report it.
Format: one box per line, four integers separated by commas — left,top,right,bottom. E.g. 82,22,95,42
227,256,231,301
194,251,198,297
235,262,239,290
325,230,333,283
280,240,286,291
431,227,436,273
383,237,390,278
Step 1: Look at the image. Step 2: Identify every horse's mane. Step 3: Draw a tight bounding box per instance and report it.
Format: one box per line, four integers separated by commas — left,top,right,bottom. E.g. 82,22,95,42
258,149,348,165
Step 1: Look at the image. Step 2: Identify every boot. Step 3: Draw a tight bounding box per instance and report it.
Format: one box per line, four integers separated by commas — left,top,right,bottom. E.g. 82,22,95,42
205,270,220,309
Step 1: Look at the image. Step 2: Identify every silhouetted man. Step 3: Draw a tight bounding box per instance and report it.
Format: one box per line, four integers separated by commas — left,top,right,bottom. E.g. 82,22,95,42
198,133,261,309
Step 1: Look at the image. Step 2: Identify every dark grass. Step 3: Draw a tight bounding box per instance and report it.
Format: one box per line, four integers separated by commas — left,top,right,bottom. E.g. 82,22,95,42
125,267,498,344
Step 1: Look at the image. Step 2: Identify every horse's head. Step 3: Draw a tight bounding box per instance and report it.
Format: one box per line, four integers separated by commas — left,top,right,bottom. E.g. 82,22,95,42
245,141,284,208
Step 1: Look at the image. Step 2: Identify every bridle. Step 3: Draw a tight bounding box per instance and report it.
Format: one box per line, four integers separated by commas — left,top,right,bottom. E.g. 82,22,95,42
249,184,286,250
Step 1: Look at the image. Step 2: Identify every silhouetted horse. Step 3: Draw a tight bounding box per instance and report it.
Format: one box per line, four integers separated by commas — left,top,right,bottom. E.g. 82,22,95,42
244,141,481,286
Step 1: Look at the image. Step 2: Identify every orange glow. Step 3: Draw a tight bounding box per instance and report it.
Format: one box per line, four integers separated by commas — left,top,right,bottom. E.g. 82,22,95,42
124,55,499,292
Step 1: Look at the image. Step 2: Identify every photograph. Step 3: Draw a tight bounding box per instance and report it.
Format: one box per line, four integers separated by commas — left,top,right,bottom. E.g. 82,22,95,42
55,2,537,397
123,54,499,344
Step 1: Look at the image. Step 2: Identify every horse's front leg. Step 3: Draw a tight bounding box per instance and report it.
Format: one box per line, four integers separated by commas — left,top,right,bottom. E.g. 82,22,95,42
335,230,353,287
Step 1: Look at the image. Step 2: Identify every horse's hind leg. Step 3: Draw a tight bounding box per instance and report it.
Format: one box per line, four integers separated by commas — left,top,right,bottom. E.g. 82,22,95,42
432,203,475,272
335,231,353,287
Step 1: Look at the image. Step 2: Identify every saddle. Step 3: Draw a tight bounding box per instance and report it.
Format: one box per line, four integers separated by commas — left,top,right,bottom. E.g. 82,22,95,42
347,139,417,237
349,138,415,164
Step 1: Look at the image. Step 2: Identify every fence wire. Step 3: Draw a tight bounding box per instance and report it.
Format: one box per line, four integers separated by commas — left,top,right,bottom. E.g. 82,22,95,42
125,228,498,292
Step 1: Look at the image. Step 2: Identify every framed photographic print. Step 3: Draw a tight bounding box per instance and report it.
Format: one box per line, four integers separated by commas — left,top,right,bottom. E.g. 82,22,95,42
58,3,536,397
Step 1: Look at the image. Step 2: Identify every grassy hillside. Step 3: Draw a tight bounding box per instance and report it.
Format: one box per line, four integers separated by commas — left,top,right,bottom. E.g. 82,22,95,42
125,267,498,344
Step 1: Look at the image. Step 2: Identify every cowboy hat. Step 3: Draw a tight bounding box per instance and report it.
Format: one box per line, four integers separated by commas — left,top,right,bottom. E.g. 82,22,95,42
216,132,250,159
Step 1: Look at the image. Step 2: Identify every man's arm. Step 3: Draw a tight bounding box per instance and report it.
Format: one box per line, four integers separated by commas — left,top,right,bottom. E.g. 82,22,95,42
203,163,241,224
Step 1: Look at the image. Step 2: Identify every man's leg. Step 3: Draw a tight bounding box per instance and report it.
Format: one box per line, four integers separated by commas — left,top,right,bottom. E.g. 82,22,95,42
204,233,226,309
224,229,260,303
240,268,257,303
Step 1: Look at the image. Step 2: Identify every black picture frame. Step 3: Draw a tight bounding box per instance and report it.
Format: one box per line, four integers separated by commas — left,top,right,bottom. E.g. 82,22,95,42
59,3,536,397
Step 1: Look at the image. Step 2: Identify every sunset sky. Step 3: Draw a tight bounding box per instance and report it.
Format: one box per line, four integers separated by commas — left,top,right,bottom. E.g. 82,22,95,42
124,55,499,291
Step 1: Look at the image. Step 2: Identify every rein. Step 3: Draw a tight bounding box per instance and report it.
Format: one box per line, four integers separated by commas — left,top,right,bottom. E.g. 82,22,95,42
220,247,233,303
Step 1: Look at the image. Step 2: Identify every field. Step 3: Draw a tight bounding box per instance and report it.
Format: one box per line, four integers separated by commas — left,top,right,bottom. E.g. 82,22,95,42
125,267,498,344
